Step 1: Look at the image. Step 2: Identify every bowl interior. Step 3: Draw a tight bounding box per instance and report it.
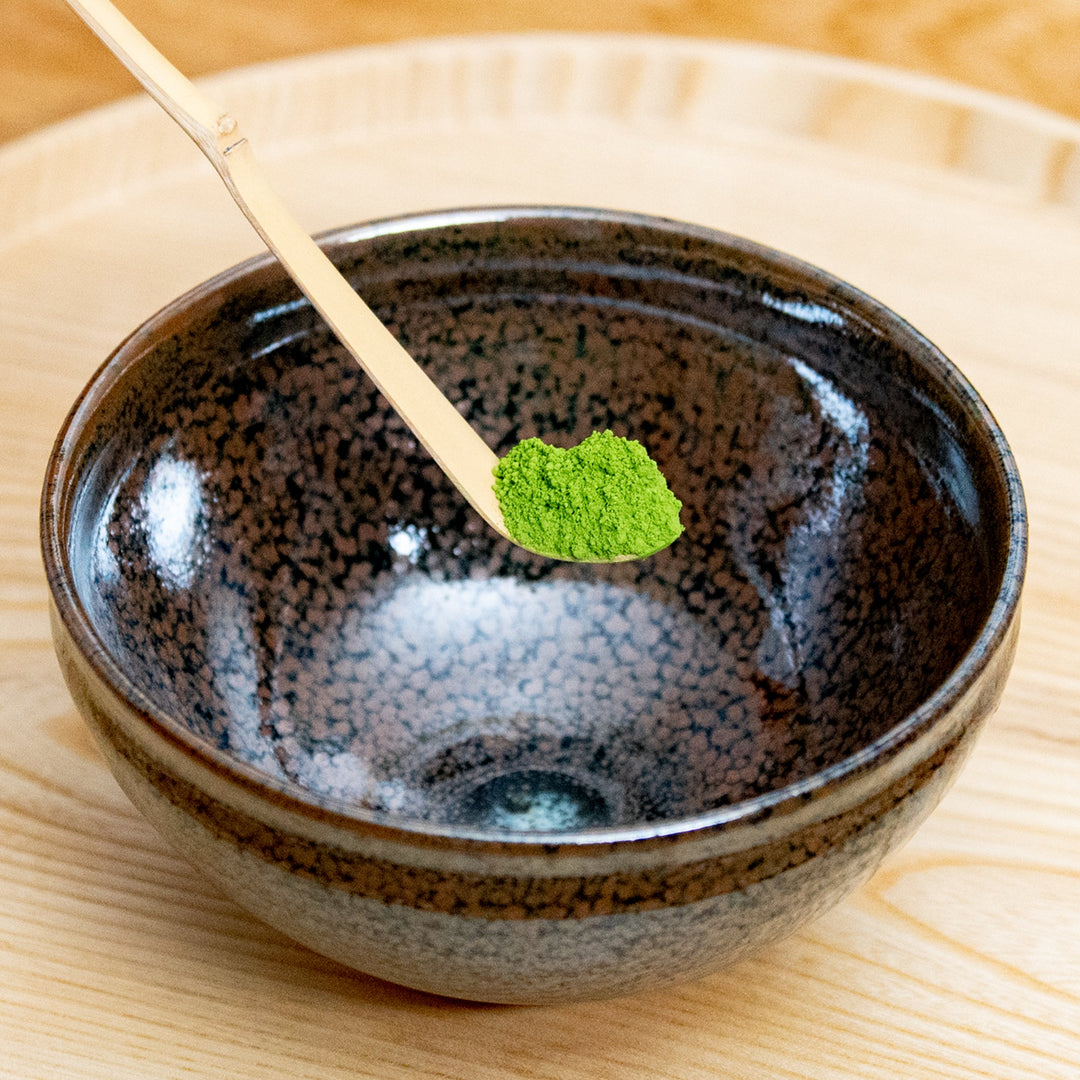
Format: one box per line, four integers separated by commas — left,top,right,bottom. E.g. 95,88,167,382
56,210,1011,833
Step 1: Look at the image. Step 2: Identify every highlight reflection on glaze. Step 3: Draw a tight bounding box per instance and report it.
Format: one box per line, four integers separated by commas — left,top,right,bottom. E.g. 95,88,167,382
138,454,206,589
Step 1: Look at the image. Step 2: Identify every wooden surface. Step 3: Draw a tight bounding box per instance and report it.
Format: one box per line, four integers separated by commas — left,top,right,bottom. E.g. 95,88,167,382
9,0,1080,143
3,9,1080,1080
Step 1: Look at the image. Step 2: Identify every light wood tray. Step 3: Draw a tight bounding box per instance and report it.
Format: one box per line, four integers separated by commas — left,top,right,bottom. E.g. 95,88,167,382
2,35,1078,1078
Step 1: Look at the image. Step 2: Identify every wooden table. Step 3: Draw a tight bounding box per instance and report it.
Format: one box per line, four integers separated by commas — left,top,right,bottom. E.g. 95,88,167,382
8,0,1080,142
3,4,1079,1078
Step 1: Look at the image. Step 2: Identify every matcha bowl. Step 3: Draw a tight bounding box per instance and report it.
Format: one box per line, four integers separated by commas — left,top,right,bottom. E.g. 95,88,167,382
41,207,1026,1003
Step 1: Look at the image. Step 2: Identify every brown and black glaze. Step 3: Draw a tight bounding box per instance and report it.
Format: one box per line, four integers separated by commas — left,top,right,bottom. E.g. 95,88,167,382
43,208,1026,1002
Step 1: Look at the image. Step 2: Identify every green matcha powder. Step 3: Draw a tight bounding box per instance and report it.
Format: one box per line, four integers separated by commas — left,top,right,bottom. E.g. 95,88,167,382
492,430,684,562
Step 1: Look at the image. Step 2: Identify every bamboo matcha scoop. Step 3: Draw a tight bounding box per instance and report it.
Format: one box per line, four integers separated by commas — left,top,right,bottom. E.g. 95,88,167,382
63,0,683,562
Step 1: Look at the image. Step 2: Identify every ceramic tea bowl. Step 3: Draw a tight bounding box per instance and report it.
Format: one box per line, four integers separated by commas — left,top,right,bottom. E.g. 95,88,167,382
41,207,1026,1003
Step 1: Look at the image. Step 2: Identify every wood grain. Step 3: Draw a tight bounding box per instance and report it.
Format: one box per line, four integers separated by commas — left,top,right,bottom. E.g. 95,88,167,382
6,0,1080,147
1,27,1079,1080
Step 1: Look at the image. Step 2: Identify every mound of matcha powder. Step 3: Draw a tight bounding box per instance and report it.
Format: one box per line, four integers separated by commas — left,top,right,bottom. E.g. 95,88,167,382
492,430,683,561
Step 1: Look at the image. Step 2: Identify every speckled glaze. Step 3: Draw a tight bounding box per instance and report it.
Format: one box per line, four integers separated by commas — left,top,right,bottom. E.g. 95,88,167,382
42,208,1026,1003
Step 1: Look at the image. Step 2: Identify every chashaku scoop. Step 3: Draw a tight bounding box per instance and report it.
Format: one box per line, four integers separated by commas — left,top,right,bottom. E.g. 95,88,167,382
62,0,682,564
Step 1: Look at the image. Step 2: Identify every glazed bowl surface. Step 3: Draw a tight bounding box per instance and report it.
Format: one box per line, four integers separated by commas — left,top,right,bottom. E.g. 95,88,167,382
42,207,1025,1003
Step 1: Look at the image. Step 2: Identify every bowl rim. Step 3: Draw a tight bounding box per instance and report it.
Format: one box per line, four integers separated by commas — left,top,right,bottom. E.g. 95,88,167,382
40,204,1028,850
